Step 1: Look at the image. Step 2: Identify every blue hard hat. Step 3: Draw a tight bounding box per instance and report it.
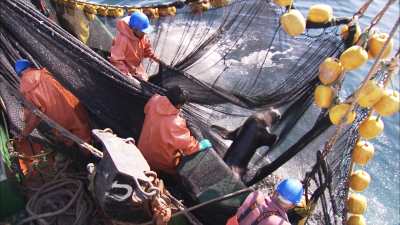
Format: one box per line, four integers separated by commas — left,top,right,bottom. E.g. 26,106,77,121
129,12,153,34
15,59,32,76
276,178,304,205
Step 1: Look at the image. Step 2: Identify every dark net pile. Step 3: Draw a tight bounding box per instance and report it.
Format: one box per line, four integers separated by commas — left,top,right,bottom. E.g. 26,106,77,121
0,0,364,224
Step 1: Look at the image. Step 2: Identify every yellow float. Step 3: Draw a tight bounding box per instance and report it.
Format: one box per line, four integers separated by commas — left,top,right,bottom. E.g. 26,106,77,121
368,32,393,59
281,9,306,37
143,8,159,19
273,0,293,7
84,4,98,15
347,215,366,225
190,1,211,14
359,116,384,140
96,6,108,17
108,7,125,17
210,0,231,8
319,57,344,85
314,85,334,108
158,6,177,17
352,140,374,165
349,170,371,192
341,24,361,44
347,193,367,214
307,4,333,23
357,80,384,108
127,8,142,14
329,104,356,125
339,46,368,71
373,89,400,116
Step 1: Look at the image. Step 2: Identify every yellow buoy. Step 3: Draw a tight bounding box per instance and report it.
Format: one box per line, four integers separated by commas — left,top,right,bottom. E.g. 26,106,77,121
357,80,384,108
359,116,384,140
329,104,356,125
273,0,293,7
347,193,367,214
108,7,125,17
368,32,393,59
210,0,231,8
341,24,361,44
143,8,159,19
314,85,334,108
347,215,366,225
319,57,344,85
96,6,108,17
280,9,306,37
84,12,96,21
127,8,142,14
76,3,84,11
158,6,177,17
374,89,400,116
350,170,371,192
84,5,98,14
190,1,211,14
307,4,333,23
352,140,374,165
339,46,368,71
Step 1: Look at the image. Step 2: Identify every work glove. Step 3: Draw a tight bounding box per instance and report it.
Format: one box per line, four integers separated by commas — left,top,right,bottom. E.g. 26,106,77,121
199,139,212,151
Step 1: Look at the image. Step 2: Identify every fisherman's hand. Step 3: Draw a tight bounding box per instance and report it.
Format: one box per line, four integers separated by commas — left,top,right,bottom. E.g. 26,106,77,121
199,139,212,151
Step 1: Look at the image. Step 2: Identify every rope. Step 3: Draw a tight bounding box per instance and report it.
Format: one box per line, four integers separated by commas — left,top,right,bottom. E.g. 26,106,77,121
16,161,94,225
138,187,254,225
365,0,397,32
352,0,373,20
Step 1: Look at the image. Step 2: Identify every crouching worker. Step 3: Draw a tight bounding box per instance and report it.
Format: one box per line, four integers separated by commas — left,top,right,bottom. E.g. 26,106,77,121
15,59,92,155
109,12,163,81
212,108,281,177
227,179,304,225
138,86,211,174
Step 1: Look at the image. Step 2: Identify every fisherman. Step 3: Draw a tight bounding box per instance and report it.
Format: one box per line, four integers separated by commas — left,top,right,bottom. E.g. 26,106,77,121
226,178,304,225
212,108,281,177
138,86,212,174
109,12,163,81
14,59,92,153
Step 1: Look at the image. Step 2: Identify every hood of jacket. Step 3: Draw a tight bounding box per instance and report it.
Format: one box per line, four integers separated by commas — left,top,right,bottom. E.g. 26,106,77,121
149,94,180,116
116,16,140,42
20,68,42,93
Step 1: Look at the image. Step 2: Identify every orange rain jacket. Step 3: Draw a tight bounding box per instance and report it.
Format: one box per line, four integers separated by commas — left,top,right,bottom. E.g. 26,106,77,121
19,68,91,145
138,94,200,174
109,16,156,81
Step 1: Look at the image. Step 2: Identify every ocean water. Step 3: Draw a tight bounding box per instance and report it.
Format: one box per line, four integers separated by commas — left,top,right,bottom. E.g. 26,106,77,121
295,1,399,224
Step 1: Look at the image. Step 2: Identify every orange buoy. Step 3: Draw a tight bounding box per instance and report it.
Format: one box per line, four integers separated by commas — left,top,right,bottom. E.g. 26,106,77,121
357,80,384,108
319,57,344,85
314,85,334,108
339,46,368,71
307,4,333,23
341,24,361,44
352,140,374,165
280,9,306,37
350,170,371,192
329,104,356,125
347,215,366,225
359,116,384,140
368,32,393,59
373,89,400,116
347,193,367,214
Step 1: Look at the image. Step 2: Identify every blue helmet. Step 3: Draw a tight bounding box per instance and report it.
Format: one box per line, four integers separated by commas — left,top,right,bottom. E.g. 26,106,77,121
15,59,32,76
129,12,153,34
276,178,303,205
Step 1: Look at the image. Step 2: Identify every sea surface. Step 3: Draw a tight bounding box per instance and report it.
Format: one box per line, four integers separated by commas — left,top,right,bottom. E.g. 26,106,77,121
92,0,399,223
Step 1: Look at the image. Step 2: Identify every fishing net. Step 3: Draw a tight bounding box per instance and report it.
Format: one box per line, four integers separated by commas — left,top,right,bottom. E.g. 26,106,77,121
0,0,365,224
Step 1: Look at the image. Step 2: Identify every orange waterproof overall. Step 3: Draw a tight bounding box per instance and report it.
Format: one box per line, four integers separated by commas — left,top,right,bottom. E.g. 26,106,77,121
109,16,156,81
19,68,91,146
138,94,199,174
